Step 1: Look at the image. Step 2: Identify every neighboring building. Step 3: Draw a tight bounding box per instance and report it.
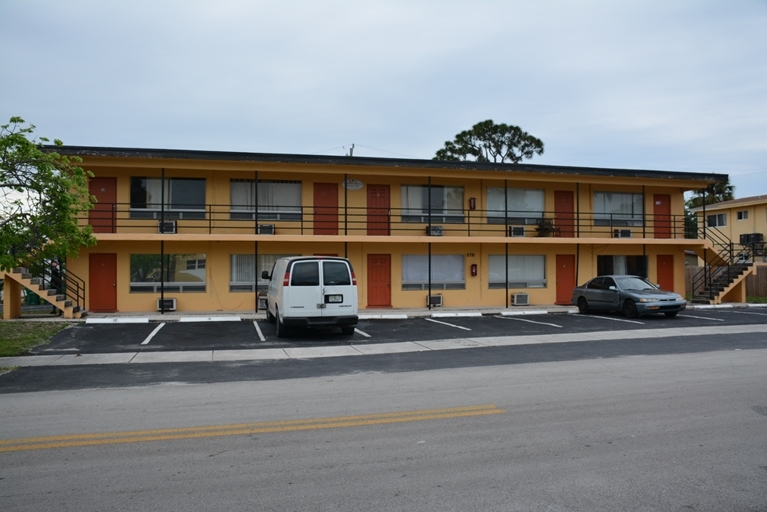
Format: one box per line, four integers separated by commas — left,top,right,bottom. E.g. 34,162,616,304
691,194,767,260
1,147,740,317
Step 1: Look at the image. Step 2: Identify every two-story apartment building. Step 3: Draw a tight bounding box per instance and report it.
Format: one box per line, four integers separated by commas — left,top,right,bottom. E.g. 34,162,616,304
2,146,734,317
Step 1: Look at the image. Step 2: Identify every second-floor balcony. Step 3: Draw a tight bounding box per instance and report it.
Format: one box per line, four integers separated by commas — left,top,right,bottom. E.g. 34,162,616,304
86,203,689,240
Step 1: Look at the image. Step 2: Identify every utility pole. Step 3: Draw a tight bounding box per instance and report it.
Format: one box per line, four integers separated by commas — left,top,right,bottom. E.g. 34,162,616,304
347,143,354,157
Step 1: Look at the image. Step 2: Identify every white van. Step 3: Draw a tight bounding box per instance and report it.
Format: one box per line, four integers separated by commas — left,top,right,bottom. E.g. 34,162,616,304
262,256,359,337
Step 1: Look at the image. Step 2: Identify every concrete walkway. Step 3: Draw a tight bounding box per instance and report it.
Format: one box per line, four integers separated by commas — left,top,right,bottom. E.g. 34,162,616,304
3,304,765,368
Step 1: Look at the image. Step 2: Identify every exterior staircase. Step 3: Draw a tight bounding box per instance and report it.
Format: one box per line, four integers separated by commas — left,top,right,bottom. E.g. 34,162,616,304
2,264,86,320
690,263,752,304
690,226,758,305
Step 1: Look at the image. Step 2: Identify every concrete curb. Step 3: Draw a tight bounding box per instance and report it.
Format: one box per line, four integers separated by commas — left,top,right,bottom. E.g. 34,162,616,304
75,303,759,324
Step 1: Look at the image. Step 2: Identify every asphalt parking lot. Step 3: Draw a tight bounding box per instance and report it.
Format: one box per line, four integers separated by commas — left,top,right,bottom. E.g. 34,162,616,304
29,306,767,355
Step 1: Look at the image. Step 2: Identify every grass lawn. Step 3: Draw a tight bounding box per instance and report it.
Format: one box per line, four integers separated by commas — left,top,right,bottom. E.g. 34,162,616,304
0,321,70,357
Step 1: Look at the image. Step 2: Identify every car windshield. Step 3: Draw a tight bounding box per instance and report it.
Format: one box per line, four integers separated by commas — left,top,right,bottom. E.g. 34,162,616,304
615,277,656,291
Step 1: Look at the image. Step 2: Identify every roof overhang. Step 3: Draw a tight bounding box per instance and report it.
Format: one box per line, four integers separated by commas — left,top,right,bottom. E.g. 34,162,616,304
49,145,728,188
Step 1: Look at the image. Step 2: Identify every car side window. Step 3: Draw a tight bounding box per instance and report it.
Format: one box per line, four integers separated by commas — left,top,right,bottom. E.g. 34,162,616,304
291,262,320,286
603,277,617,289
587,277,603,290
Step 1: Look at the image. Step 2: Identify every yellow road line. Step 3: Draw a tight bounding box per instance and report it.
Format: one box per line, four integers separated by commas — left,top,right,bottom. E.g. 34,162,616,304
0,404,504,453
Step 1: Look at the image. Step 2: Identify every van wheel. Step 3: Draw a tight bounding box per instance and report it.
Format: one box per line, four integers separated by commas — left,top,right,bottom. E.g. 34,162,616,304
275,307,287,338
265,306,275,323
341,326,355,335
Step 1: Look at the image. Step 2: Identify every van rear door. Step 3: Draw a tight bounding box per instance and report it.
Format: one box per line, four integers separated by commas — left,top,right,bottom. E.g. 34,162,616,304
320,260,357,318
285,260,323,317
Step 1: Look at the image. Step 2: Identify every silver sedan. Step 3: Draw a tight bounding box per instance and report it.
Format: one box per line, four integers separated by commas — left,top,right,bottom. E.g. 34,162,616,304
572,275,687,318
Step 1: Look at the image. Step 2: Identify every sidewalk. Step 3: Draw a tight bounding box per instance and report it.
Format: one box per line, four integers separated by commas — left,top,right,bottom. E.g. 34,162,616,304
83,304,580,323
6,303,762,323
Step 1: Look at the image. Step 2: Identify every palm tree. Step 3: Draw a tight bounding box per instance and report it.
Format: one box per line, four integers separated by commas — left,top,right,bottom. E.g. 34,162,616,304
686,180,735,209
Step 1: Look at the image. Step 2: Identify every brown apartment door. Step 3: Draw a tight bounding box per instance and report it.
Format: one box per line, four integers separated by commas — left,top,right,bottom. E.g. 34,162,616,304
367,254,391,307
555,254,576,305
89,253,117,312
657,254,674,291
89,178,117,233
554,190,575,237
367,185,390,235
314,183,338,235
654,194,672,238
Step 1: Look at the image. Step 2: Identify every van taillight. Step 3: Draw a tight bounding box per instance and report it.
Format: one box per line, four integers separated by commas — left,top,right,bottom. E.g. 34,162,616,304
283,271,290,286
351,270,357,285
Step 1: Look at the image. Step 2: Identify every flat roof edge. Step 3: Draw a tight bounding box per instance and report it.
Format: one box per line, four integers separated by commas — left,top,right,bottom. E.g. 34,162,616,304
48,145,729,182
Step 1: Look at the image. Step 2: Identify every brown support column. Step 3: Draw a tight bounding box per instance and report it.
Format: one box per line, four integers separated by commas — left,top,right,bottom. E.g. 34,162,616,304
3,275,22,320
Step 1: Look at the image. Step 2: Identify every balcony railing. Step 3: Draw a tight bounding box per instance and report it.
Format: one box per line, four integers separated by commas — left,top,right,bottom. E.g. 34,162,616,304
86,203,688,239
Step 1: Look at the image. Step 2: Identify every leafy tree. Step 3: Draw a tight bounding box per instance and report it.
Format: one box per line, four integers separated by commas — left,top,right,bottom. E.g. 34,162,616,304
0,117,96,271
434,119,544,163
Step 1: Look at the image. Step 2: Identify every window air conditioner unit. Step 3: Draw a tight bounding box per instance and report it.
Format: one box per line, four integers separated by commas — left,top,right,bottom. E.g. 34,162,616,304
613,229,631,238
426,226,444,236
157,298,177,311
512,293,530,306
257,294,268,310
158,220,177,234
257,224,275,235
509,226,525,237
427,294,443,307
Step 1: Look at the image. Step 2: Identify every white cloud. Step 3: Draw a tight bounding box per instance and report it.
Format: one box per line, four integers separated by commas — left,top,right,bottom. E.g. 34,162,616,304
1,0,766,193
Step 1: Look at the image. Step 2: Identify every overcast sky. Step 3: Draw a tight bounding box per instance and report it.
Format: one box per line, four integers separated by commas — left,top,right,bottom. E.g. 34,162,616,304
2,0,766,196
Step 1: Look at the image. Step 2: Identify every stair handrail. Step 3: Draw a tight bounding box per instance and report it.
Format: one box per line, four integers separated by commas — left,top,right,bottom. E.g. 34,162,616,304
27,259,86,314
691,224,755,302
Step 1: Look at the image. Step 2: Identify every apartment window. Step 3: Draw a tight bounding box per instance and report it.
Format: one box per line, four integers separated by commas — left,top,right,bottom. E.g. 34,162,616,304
130,178,206,219
737,210,748,221
185,259,206,270
488,255,546,288
129,254,207,292
230,180,302,220
401,185,464,223
594,192,643,226
487,187,544,225
706,213,726,227
230,254,296,292
597,255,647,277
402,254,465,290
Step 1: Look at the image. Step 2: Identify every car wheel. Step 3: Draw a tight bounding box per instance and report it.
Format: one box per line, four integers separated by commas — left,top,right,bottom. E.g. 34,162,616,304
341,326,355,335
623,299,638,318
577,297,589,314
275,307,287,338
664,311,678,318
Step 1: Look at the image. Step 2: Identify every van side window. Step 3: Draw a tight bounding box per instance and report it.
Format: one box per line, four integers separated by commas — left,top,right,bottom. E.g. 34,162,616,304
291,262,320,286
323,262,351,285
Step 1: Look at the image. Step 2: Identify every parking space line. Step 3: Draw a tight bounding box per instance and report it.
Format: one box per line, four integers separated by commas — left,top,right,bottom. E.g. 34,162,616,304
425,318,472,331
729,310,767,317
354,328,371,338
678,314,725,321
253,321,266,342
141,323,166,345
588,315,644,325
494,315,562,328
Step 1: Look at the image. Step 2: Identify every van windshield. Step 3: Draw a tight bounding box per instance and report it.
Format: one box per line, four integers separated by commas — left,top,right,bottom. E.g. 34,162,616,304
291,262,320,286
323,262,351,285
